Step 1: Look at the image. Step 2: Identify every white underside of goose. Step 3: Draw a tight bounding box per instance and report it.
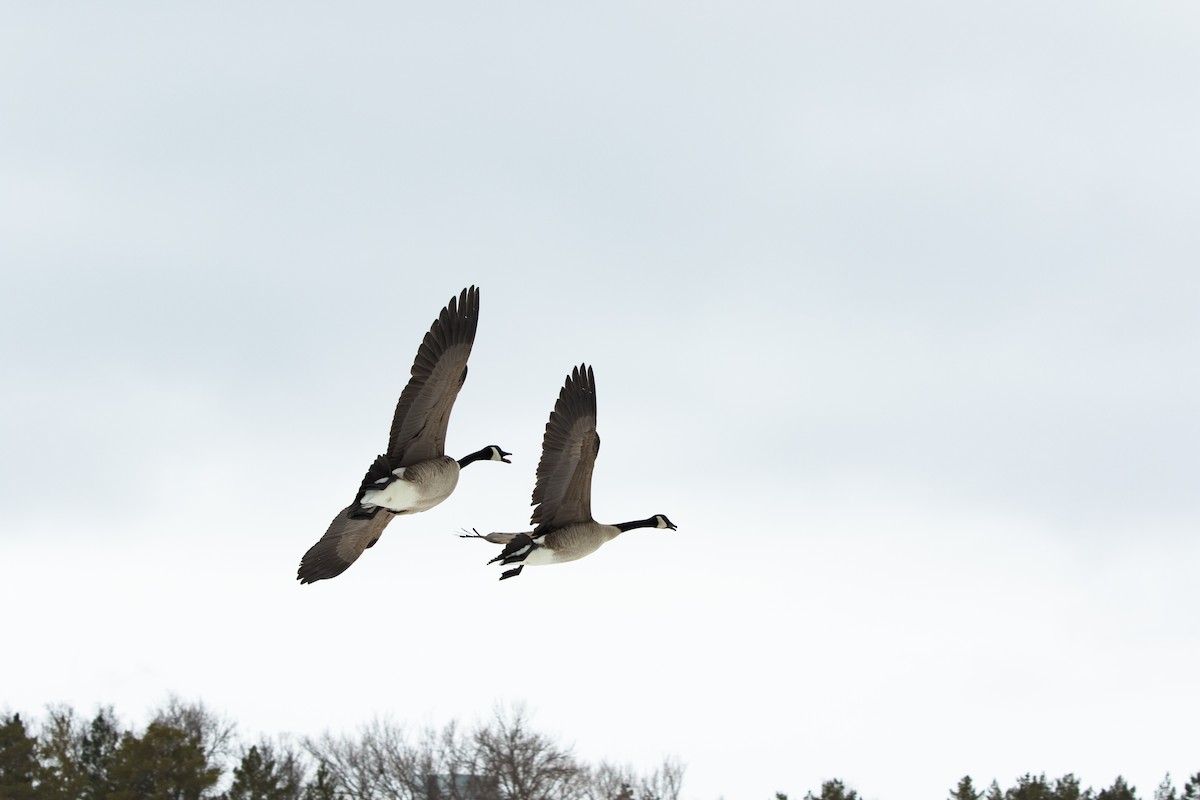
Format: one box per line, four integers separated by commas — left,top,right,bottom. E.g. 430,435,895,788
522,546,575,566
360,461,460,514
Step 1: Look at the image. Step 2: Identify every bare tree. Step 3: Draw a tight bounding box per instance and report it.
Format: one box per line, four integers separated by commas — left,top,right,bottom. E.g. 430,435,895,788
637,757,685,800
584,758,684,800
36,705,86,800
152,696,237,769
471,705,585,800
303,705,673,800
585,762,637,800
304,725,391,800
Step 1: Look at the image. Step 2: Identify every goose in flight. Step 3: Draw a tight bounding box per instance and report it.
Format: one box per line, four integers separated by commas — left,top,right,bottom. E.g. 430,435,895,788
462,364,674,579
298,286,510,584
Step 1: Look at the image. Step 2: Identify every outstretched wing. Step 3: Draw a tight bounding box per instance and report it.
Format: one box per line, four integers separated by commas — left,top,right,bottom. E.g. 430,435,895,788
297,505,394,583
386,286,480,466
530,364,599,531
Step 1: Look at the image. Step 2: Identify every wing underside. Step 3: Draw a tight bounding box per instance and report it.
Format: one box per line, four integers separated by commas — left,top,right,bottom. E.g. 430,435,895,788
297,505,395,583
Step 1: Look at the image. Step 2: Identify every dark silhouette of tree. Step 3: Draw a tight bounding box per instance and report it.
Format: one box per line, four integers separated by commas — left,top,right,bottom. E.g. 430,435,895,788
1155,774,1178,800
301,763,338,800
36,705,86,800
803,778,860,800
0,713,39,800
1097,777,1137,800
1008,774,1054,800
152,697,237,769
225,742,304,800
951,776,983,800
986,781,1005,800
36,705,125,800
107,721,222,800
1181,774,1200,800
1053,774,1091,800
81,707,123,800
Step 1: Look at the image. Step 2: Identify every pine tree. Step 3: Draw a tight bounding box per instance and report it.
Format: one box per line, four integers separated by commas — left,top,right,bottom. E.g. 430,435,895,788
0,713,39,800
78,707,123,800
1155,774,1177,800
1097,776,1138,800
952,776,983,800
987,781,1006,800
107,721,222,800
226,744,302,800
803,779,860,800
1182,774,1200,800
1008,774,1054,800
301,763,338,800
1053,773,1091,800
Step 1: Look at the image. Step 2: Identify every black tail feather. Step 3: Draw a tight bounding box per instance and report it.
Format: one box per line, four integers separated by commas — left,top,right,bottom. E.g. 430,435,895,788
489,533,536,566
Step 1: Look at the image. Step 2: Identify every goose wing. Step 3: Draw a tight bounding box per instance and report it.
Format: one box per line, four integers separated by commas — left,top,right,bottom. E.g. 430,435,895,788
385,286,480,466
297,505,394,583
531,364,599,531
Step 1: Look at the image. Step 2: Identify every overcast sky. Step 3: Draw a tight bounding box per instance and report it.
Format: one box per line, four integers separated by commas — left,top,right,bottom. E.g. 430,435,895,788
2,3,1199,799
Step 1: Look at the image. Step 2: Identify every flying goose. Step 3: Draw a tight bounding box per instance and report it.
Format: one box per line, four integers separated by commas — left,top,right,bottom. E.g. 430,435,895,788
462,364,675,579
298,286,510,584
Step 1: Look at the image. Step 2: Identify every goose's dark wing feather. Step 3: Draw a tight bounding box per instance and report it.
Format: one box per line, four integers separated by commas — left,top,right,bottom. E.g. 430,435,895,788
297,505,394,583
386,286,480,466
531,364,599,531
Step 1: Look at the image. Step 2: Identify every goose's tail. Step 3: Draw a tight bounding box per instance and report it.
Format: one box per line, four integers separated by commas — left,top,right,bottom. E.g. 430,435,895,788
459,529,537,580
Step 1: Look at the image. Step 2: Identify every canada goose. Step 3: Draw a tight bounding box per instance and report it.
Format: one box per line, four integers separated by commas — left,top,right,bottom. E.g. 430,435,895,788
297,286,510,584
461,364,675,579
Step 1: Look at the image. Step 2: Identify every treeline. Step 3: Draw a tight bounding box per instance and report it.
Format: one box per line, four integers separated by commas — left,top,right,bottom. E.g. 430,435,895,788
4,699,1197,800
0,699,682,800
778,773,1200,800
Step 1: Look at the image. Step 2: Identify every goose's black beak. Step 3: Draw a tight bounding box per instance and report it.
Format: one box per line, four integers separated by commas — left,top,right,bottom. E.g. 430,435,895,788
667,521,678,531
499,449,512,464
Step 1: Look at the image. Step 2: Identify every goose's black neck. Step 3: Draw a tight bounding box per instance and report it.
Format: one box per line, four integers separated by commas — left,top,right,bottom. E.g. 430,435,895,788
458,447,492,468
460,445,514,468
616,516,659,532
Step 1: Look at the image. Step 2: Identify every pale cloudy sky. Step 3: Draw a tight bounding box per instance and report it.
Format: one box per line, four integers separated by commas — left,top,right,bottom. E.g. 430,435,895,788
2,3,1199,799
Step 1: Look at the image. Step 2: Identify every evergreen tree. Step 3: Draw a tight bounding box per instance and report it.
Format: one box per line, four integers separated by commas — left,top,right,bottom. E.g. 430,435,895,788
1008,774,1054,800
108,721,222,800
0,713,39,800
301,763,338,800
80,707,123,800
1053,773,1091,800
987,781,1006,800
1097,776,1137,800
803,779,860,800
226,744,302,800
1182,774,1200,800
1155,774,1177,800
952,776,983,800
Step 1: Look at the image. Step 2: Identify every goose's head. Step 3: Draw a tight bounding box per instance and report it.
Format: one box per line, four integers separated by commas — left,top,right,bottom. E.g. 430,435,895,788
487,445,513,463
654,514,677,531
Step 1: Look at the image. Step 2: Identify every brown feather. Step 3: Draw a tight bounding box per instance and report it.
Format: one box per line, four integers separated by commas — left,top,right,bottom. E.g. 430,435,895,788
297,505,395,583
